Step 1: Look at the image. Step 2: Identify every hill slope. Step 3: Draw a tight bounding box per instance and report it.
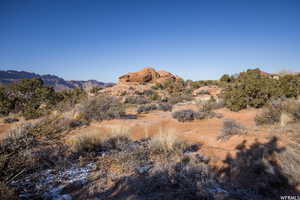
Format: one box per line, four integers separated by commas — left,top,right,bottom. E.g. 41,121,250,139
0,70,114,90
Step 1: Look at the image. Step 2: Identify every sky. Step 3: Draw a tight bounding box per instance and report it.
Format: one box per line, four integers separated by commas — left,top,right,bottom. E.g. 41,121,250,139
0,0,299,82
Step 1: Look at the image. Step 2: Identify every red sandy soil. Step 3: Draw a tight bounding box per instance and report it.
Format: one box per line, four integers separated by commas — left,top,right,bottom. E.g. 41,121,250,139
66,107,284,167
1,107,290,168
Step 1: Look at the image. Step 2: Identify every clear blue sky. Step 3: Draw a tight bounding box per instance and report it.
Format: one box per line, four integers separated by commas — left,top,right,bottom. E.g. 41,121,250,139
0,0,299,82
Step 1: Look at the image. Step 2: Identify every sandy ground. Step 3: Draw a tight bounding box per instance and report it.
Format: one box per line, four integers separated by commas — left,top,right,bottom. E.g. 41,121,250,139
0,107,289,168
64,107,280,167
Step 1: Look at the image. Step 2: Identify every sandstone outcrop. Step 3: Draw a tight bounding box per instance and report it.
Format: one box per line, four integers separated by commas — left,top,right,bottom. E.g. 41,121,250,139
118,67,178,84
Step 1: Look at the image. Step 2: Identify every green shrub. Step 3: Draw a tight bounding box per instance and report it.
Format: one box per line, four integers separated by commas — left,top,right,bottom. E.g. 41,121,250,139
0,78,62,119
222,69,300,111
0,87,13,116
222,69,281,111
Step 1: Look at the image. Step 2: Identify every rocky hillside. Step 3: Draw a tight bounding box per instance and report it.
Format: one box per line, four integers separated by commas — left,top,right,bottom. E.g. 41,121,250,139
0,70,113,91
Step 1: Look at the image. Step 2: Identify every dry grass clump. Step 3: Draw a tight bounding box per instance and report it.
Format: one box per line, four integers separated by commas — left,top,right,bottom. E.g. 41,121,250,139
218,119,247,140
77,95,125,121
149,129,188,154
68,127,132,154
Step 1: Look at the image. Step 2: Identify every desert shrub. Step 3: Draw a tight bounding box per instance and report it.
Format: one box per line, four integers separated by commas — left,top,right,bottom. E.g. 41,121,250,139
0,87,13,116
56,88,87,111
142,89,154,96
149,92,160,101
0,182,18,200
90,86,102,94
278,74,300,98
199,97,224,112
274,143,300,185
220,74,234,83
124,96,149,104
255,100,282,125
167,94,193,105
255,100,300,126
0,123,37,154
189,80,220,89
29,116,78,138
3,117,19,123
0,78,62,119
137,104,157,114
157,103,172,111
222,69,300,111
222,69,281,111
0,123,38,182
172,109,198,122
172,109,218,122
79,95,125,121
218,119,247,140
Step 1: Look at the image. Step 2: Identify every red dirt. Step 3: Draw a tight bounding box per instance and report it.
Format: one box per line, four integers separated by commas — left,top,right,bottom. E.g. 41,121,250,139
66,107,281,167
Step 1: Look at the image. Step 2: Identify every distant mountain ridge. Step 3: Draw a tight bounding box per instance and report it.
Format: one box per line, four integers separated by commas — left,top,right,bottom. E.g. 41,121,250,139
0,70,114,90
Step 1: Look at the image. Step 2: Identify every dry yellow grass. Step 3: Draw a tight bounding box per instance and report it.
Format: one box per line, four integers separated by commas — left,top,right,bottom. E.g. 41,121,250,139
149,128,188,153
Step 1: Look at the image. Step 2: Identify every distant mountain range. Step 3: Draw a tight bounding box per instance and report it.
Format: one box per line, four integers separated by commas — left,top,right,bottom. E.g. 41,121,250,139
0,70,114,91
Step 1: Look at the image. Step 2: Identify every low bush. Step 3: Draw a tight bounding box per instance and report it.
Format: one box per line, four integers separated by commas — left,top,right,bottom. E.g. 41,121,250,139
123,96,149,104
29,116,78,138
78,95,125,121
157,103,172,111
172,109,219,122
167,94,193,105
255,100,300,126
199,97,224,112
0,123,37,154
172,109,199,122
137,103,173,114
255,101,282,125
0,123,38,182
137,104,157,114
218,119,247,140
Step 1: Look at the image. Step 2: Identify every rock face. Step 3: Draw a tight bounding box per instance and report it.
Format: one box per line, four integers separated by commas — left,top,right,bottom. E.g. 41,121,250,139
118,67,177,84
